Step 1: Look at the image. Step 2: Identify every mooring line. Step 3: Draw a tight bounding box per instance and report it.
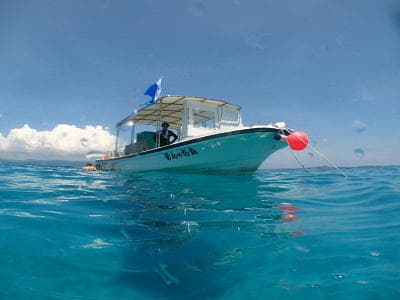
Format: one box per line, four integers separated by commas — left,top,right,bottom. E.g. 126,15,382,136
288,132,347,178
307,143,347,178
289,148,315,175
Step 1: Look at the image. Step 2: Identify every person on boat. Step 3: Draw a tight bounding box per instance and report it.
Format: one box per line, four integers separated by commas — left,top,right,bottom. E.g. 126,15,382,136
158,122,178,147
83,162,97,171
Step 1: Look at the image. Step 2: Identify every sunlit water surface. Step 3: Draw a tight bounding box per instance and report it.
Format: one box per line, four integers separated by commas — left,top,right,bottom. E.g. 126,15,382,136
0,161,399,299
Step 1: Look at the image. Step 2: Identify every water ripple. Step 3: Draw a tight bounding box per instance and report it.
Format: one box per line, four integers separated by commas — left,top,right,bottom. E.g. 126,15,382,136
0,162,399,299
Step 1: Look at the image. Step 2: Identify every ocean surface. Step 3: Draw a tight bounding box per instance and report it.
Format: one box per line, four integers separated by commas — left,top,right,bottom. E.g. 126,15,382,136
0,161,399,299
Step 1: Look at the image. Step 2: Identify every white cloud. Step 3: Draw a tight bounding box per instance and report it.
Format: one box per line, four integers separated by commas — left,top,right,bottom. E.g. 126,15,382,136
245,32,269,50
186,0,206,17
0,124,115,161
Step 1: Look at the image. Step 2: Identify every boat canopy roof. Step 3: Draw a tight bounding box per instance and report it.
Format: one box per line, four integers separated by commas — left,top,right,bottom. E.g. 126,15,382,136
117,95,241,129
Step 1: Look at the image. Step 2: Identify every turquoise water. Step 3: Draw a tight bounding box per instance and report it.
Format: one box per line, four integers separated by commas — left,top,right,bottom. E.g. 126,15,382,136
0,161,399,299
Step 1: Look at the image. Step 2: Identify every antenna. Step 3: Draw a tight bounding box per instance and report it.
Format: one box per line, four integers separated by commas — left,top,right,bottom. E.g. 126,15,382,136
131,87,139,111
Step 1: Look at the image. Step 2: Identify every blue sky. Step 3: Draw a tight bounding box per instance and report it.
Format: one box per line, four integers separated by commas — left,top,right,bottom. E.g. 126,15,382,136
0,0,399,167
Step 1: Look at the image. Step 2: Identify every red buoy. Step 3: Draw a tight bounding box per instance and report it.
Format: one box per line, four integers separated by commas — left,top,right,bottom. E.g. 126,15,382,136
281,213,298,222
278,203,298,213
287,131,309,151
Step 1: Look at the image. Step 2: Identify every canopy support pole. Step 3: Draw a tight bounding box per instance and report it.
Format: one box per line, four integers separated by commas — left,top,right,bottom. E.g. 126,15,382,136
156,100,162,148
114,127,120,157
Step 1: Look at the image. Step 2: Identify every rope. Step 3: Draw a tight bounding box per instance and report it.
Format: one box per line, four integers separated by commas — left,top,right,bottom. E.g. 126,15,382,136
307,143,347,178
288,132,347,178
289,148,315,175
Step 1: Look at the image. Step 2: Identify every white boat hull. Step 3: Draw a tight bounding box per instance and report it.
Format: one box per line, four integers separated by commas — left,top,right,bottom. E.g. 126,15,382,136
96,128,287,173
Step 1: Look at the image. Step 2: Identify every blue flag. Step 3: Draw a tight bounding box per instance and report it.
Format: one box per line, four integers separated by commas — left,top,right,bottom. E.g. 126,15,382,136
141,78,162,107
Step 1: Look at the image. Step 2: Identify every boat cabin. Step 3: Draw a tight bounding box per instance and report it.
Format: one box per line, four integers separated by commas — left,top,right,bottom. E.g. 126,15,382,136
115,96,243,156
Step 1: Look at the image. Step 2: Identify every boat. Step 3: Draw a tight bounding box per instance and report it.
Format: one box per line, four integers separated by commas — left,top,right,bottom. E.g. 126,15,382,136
96,95,308,173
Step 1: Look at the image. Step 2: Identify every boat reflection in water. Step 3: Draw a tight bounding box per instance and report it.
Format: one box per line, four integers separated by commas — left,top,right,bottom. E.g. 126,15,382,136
110,171,302,298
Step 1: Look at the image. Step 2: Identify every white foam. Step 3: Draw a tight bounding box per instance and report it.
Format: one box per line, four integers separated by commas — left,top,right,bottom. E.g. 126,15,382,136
82,238,112,249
